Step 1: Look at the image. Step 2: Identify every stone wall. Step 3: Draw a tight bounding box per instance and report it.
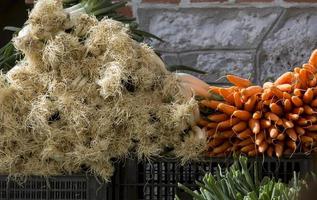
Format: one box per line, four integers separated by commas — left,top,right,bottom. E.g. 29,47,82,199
123,0,317,84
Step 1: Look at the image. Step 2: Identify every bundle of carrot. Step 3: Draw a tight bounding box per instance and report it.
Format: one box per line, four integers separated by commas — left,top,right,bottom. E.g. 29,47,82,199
198,50,317,157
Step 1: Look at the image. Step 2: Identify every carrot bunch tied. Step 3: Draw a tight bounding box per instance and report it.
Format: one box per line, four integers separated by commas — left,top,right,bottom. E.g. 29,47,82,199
198,49,317,158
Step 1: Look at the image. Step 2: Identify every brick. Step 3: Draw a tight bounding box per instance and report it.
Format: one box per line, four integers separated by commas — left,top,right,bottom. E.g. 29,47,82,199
117,6,133,17
142,0,180,3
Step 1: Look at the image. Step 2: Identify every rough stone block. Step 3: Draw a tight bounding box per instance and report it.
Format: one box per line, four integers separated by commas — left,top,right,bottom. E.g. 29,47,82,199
179,51,255,84
260,9,317,83
137,8,281,51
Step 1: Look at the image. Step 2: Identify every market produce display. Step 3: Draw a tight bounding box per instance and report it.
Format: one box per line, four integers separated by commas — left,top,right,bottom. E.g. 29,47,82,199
199,50,317,157
0,0,207,181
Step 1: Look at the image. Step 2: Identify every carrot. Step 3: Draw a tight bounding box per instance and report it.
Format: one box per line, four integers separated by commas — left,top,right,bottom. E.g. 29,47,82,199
297,118,308,126
237,129,253,139
270,103,283,115
217,118,240,130
260,119,271,128
271,86,285,99
275,142,284,157
306,115,317,123
304,105,314,115
287,113,299,121
219,88,235,104
269,127,279,138
217,103,237,115
232,110,251,121
283,99,292,112
267,146,274,157
291,96,303,107
241,86,262,97
309,77,317,87
255,131,265,145
255,101,263,111
306,132,317,140
294,67,301,73
258,141,268,153
277,133,285,141
311,98,317,107
286,140,297,151
303,88,314,103
303,63,317,73
200,100,222,109
248,149,258,156
276,119,283,126
282,119,294,129
293,107,304,115
308,49,317,68
226,75,251,88
300,135,314,143
214,130,234,139
241,144,255,153
244,95,258,112
293,88,302,97
306,125,317,131
295,126,305,135
299,69,308,88
207,129,216,137
261,89,273,100
286,128,297,141
252,111,262,120
197,118,209,127
249,119,260,134
233,92,243,108
294,73,302,89
208,86,222,95
208,138,225,148
238,137,254,146
274,72,293,85
265,112,280,122
232,121,248,132
283,92,292,99
207,122,218,128
276,84,292,92
213,141,231,154
207,113,229,122
263,82,273,89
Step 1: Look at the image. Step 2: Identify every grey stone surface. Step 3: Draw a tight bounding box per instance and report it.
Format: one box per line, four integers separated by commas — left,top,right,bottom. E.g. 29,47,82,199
138,8,281,52
160,53,180,66
179,51,255,83
260,9,317,83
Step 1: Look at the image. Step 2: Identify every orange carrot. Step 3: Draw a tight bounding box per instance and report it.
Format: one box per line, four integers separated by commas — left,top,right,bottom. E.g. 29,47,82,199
241,86,262,97
265,112,280,122
226,75,252,88
232,110,252,121
291,96,303,107
197,118,209,127
244,95,257,112
238,137,254,146
258,141,268,153
219,88,235,104
241,144,255,153
293,107,304,115
207,129,216,137
261,89,273,100
217,103,237,115
263,82,273,89
286,140,296,151
283,92,292,99
237,129,253,139
248,149,258,156
311,98,317,107
274,72,293,85
252,111,262,120
294,67,301,73
200,100,222,109
255,131,265,145
294,73,302,89
306,125,317,131
213,130,234,139
283,99,292,112
303,88,314,103
270,103,283,115
260,119,271,128
208,86,222,95
303,63,317,73
300,135,314,143
304,105,314,115
232,121,248,132
282,119,294,129
275,142,284,158
295,126,305,135
277,133,285,141
271,86,285,99
297,118,308,126
308,49,317,68
249,119,260,134
217,118,240,130
299,69,308,88
276,84,292,92
213,141,231,154
207,114,229,122
286,128,297,141
207,122,218,129
287,113,299,121
267,146,274,157
269,127,279,138
233,92,243,108
208,138,225,148
293,88,302,97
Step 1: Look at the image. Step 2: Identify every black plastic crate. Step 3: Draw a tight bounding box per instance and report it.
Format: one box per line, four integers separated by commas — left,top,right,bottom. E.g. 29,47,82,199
111,155,316,200
0,175,109,200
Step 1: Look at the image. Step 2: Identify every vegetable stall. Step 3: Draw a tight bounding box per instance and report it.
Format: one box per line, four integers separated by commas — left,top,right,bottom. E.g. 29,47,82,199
0,0,316,200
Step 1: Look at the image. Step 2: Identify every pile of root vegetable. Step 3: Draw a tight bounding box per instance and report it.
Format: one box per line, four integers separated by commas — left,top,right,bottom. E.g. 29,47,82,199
198,50,317,157
0,0,207,181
